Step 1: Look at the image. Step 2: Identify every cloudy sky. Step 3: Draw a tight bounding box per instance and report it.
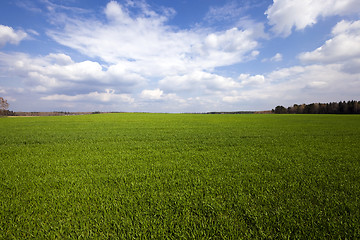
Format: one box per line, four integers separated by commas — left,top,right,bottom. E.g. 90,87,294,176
0,0,359,112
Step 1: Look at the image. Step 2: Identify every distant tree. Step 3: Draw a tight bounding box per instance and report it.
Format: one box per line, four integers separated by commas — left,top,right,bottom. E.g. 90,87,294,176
287,106,293,113
274,105,287,114
304,104,312,114
319,103,327,114
298,104,306,114
354,101,360,113
305,103,320,114
0,97,9,115
347,101,355,114
273,100,360,114
339,101,347,113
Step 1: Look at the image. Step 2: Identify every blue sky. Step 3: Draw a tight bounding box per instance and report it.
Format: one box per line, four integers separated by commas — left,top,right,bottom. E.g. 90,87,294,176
0,0,359,112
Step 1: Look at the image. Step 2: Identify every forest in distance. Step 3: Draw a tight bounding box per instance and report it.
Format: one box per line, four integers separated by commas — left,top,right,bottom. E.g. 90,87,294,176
273,100,360,114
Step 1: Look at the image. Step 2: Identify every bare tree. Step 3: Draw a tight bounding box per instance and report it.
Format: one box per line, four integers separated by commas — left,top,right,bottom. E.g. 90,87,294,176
0,97,9,115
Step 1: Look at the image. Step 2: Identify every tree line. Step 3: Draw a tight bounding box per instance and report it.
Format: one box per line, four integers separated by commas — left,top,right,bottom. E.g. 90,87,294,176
273,101,360,114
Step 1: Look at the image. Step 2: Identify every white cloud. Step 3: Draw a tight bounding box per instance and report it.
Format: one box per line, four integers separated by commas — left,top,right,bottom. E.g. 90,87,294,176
140,88,164,100
269,64,360,99
140,88,184,104
0,52,145,94
299,20,360,64
159,71,240,93
47,1,197,70
238,74,266,87
27,71,66,91
251,50,260,57
105,1,131,24
41,89,134,103
106,63,146,86
199,27,259,67
47,1,260,77
3,50,359,111
271,53,283,62
262,53,283,62
0,25,27,47
265,0,359,37
42,60,105,82
46,53,73,65
236,17,269,40
0,1,263,111
222,63,360,108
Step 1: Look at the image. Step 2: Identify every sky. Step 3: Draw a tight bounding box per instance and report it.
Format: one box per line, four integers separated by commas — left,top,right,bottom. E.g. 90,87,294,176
0,0,359,112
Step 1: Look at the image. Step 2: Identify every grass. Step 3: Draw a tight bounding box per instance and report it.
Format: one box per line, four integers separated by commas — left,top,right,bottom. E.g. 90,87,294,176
0,113,359,239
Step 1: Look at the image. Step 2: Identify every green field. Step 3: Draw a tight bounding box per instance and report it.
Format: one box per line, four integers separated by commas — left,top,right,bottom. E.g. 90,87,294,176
1,113,359,239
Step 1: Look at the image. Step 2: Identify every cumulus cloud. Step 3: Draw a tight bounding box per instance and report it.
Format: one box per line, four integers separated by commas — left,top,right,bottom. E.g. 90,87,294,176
0,1,264,111
159,71,240,93
46,53,73,65
199,27,259,67
47,1,260,77
41,89,134,103
0,52,145,94
47,0,197,72
238,74,266,87
0,25,27,47
140,88,184,104
299,20,360,64
140,88,164,100
265,0,359,37
222,63,360,109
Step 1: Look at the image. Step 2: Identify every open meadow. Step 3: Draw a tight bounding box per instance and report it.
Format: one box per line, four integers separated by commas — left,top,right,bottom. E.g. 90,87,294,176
0,113,359,239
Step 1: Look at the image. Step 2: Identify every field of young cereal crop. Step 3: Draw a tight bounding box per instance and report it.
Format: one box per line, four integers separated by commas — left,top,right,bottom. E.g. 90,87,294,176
0,113,359,239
